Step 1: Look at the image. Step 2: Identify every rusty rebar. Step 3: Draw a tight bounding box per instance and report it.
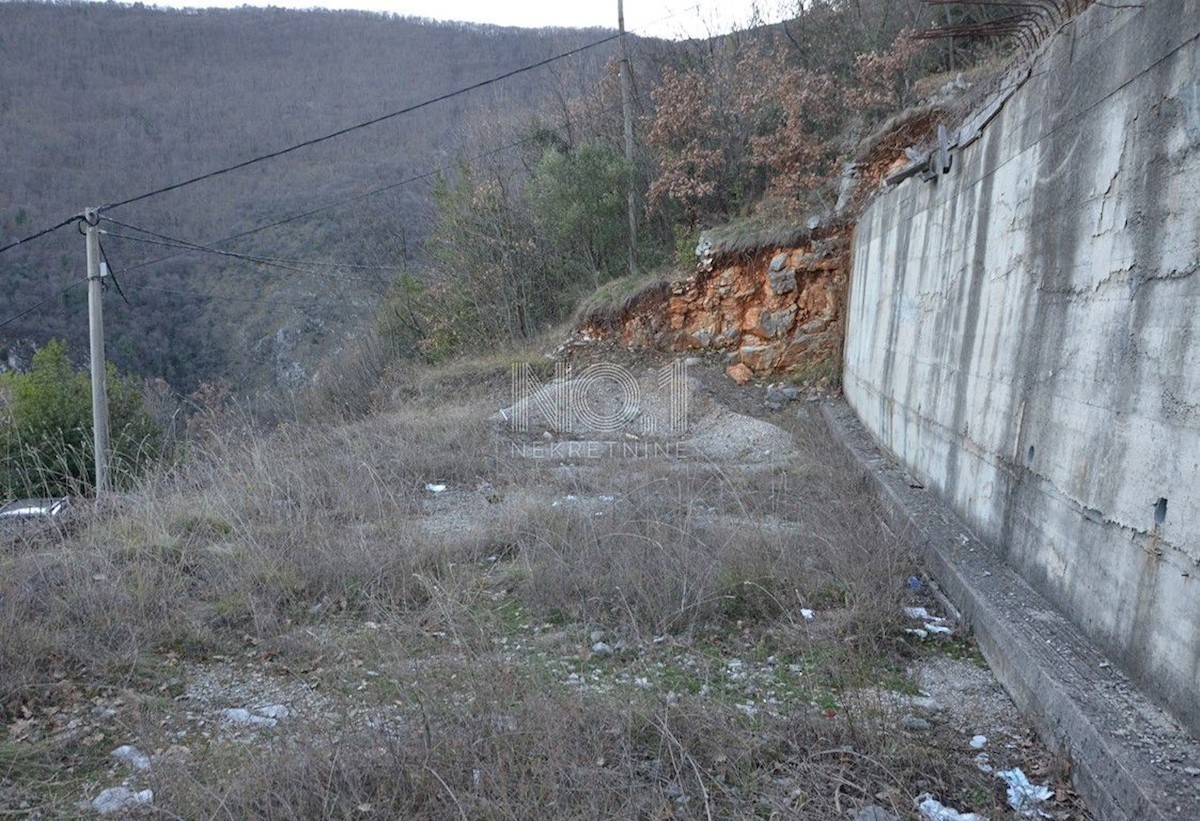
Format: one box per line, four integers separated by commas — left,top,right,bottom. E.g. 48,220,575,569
917,0,1093,50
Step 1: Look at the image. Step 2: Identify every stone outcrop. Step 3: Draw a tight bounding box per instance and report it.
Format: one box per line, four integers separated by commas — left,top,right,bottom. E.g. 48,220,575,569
587,230,849,384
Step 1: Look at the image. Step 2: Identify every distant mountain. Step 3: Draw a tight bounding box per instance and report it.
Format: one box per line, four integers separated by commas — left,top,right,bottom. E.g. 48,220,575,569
0,1,620,392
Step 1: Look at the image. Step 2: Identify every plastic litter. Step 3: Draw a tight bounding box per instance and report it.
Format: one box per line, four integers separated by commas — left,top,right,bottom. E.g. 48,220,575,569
996,767,1052,816
800,608,815,620
425,483,447,493
969,734,988,749
915,794,986,821
904,606,944,622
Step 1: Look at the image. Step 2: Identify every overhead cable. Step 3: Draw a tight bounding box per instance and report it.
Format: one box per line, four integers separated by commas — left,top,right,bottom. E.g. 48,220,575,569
96,32,623,212
0,215,81,257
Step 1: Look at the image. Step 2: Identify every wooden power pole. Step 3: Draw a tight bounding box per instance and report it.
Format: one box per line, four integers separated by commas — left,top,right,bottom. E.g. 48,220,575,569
84,208,111,494
618,0,638,276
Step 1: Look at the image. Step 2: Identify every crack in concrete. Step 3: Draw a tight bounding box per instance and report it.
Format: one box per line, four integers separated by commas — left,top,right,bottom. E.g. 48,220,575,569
1095,143,1123,232
1016,458,1199,565
1036,265,1135,297
1131,262,1198,301
851,377,1197,563
1037,263,1196,301
1140,264,1198,283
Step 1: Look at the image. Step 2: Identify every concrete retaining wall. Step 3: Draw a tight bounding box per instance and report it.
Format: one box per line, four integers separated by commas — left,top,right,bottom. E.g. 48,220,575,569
844,0,1200,732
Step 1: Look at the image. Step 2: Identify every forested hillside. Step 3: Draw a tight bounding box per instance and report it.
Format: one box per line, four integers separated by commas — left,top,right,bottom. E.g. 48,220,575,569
0,1,621,391
1,0,997,402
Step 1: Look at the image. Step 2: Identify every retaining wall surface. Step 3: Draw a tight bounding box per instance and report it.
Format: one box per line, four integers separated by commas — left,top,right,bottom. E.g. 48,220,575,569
844,0,1200,732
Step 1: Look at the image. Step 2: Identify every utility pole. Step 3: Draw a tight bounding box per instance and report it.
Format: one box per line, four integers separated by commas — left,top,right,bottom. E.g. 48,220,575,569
618,0,638,276
945,5,956,72
84,208,111,495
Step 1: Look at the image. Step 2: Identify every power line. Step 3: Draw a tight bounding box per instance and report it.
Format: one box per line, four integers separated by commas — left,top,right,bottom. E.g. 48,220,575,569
2,5,696,325
97,98,624,290
89,0,698,217
2,1,695,266
99,229,345,278
96,32,623,212
99,216,405,273
102,223,391,307
0,215,80,257
123,283,321,310
99,226,400,291
97,237,131,306
0,281,86,330
109,113,590,278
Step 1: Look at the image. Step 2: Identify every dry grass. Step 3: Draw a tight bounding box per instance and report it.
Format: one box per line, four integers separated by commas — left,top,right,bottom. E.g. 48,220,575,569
144,675,996,820
0,404,499,707
701,214,819,258
571,272,671,332
0,355,1029,818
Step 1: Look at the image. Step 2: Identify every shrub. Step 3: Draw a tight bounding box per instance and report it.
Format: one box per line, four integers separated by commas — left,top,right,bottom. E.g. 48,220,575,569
0,339,162,498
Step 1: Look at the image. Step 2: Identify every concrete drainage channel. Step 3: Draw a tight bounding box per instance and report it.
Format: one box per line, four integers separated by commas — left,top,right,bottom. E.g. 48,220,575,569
820,401,1200,820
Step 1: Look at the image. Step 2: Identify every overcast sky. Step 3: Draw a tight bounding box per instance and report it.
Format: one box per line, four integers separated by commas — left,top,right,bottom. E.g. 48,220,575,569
109,0,797,39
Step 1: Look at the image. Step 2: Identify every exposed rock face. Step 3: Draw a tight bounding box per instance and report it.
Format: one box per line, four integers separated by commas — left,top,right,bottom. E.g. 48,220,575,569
726,362,753,385
597,230,848,383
